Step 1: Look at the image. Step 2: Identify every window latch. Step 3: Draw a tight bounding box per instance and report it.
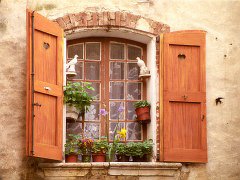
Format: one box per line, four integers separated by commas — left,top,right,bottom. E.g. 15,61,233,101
182,95,188,100
33,102,42,107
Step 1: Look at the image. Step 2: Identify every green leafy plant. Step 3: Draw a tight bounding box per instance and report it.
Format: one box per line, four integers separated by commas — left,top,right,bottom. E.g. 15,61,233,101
64,134,81,155
142,139,153,155
133,100,151,108
92,137,109,154
64,82,95,114
116,143,127,155
126,140,153,158
126,142,144,157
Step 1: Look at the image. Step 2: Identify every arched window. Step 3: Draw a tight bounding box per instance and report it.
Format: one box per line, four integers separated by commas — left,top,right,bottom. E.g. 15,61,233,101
66,37,147,142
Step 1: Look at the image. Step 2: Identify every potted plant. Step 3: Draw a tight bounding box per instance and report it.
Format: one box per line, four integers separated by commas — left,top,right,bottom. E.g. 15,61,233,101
65,134,81,163
64,82,95,121
116,143,129,162
92,137,109,162
126,142,144,162
141,139,153,161
134,100,151,123
126,140,153,162
79,137,94,162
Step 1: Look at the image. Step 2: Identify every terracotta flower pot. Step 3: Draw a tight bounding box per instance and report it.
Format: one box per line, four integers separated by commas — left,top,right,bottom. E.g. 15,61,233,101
135,106,150,122
116,154,129,162
92,153,106,162
132,155,148,162
65,154,78,163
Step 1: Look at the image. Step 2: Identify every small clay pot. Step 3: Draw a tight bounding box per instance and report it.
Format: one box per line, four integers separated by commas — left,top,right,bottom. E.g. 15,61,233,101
65,154,78,163
132,155,148,162
116,154,129,162
92,153,106,162
135,106,150,122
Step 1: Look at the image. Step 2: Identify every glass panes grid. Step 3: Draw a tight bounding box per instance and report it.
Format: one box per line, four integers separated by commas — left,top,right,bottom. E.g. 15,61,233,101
67,42,101,139
67,40,145,141
109,42,143,141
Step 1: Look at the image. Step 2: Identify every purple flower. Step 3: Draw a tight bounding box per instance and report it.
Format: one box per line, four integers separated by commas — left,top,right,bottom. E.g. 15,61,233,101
99,109,108,116
117,106,124,113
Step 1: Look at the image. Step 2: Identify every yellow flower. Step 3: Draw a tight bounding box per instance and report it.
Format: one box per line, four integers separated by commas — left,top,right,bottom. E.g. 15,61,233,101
118,128,127,138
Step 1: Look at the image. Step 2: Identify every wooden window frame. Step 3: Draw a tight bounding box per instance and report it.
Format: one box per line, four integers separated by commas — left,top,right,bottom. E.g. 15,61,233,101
67,37,147,142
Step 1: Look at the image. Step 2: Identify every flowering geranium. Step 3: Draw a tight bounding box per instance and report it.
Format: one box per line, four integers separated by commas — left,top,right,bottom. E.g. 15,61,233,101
79,138,94,154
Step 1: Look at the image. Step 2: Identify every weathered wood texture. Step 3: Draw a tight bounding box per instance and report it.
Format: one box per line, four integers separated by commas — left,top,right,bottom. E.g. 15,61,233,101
26,10,64,160
162,30,207,162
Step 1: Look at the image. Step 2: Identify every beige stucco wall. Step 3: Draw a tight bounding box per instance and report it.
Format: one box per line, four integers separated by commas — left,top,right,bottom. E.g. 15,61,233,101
0,0,240,179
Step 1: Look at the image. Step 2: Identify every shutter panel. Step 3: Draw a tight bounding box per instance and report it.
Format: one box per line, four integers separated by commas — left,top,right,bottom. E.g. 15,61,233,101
26,9,64,160
160,30,207,163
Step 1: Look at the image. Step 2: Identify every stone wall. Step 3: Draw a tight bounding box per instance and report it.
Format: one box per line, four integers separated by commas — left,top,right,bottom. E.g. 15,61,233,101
0,0,240,180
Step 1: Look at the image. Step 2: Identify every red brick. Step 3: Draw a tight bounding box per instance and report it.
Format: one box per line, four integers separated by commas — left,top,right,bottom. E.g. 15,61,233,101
115,12,121,26
120,20,126,27
86,13,92,21
56,18,66,29
81,13,87,26
109,12,115,20
62,15,71,25
92,13,99,26
120,12,127,21
98,12,104,26
68,14,75,24
75,13,82,21
126,13,132,27
87,20,93,26
110,19,115,26
103,12,109,25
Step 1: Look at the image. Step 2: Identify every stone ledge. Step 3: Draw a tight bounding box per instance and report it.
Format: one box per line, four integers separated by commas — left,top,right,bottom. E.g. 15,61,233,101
39,162,182,178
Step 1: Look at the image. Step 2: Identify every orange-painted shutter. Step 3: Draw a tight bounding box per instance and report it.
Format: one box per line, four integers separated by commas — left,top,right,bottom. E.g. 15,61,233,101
162,31,207,162
26,9,63,160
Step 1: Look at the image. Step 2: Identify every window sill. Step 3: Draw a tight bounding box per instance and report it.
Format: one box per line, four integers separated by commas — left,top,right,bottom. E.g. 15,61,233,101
39,162,182,178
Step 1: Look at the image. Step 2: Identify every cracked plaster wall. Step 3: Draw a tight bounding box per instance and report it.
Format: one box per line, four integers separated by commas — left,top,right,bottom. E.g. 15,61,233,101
0,0,240,179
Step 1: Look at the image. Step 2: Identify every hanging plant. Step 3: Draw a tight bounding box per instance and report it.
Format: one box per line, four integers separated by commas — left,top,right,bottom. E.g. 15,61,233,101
134,100,151,123
64,82,95,119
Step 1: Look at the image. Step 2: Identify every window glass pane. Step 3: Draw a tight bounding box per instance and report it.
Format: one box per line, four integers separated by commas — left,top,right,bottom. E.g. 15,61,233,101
85,62,100,80
110,43,125,60
126,102,137,120
68,44,83,59
86,43,100,60
128,45,142,60
127,63,139,80
110,102,124,120
66,122,83,135
127,83,142,100
85,102,100,121
84,123,100,139
67,61,83,80
86,82,100,100
109,122,125,141
110,62,124,80
110,82,124,99
126,122,142,140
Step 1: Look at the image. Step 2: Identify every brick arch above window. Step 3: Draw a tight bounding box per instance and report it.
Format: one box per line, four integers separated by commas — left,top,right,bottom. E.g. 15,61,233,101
54,11,170,35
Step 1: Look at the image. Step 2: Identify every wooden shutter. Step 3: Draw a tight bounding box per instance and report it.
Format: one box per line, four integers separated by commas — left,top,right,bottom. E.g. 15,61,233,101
26,9,63,160
160,30,207,162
